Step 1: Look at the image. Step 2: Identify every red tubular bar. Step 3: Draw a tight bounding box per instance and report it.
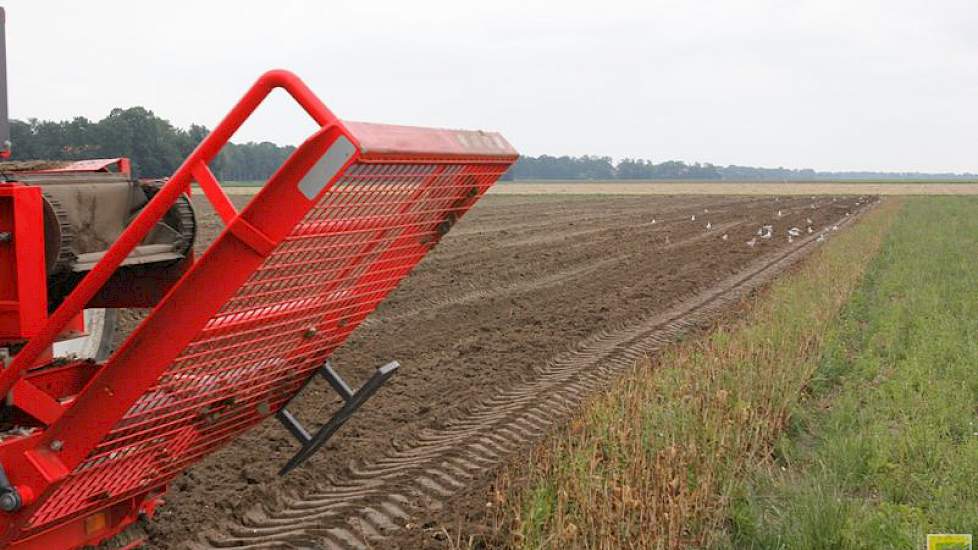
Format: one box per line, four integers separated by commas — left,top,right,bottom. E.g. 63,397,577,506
0,70,341,400
0,70,517,547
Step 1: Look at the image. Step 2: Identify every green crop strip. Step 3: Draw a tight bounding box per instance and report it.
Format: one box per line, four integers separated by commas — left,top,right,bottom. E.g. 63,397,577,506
729,197,978,549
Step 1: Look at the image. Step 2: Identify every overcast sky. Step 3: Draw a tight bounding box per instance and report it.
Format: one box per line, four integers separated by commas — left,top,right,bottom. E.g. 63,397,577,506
6,0,977,172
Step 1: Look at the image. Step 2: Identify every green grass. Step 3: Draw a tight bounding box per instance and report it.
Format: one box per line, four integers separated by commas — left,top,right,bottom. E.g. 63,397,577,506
488,200,901,549
729,197,978,549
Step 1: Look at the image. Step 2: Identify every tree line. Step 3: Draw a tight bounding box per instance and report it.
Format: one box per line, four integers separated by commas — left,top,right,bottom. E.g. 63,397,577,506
8,107,294,181
503,155,723,180
9,108,975,182
505,155,976,181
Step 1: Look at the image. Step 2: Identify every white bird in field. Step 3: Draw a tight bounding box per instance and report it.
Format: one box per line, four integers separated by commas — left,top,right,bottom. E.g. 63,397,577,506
806,218,813,225
706,222,712,230
832,225,839,231
817,233,826,242
807,226,814,234
777,210,783,217
704,208,709,213
746,238,757,247
788,235,794,244
691,214,696,221
760,225,774,239
722,233,728,241
651,218,656,224
787,227,802,237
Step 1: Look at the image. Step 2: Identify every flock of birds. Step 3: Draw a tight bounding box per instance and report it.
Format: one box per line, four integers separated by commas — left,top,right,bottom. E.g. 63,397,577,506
655,196,868,250
742,218,830,248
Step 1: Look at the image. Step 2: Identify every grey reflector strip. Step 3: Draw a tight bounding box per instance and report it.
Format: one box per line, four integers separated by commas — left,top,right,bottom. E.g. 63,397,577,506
298,135,356,200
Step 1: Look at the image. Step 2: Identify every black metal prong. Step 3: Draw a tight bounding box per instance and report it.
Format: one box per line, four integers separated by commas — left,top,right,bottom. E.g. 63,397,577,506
279,361,399,475
320,361,355,402
276,408,312,445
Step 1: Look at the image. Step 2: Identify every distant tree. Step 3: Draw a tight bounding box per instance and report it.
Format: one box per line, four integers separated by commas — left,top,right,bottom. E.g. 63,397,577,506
95,107,187,177
509,154,615,180
616,158,655,179
8,108,294,181
216,142,296,181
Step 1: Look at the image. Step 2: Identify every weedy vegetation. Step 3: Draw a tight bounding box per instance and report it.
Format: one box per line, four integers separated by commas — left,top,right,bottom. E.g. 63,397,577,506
487,198,902,549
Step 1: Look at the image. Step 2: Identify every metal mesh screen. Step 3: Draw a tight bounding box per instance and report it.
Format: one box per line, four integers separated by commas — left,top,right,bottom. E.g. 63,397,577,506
25,159,510,532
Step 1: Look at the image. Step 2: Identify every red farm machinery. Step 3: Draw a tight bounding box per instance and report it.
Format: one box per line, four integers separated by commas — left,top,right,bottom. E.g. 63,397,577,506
0,8,517,548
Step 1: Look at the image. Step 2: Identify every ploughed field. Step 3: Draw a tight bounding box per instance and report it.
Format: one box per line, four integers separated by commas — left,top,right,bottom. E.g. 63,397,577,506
119,193,873,548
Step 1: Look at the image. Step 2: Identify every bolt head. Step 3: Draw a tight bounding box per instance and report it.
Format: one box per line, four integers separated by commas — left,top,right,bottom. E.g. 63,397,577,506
0,491,21,512
49,440,63,452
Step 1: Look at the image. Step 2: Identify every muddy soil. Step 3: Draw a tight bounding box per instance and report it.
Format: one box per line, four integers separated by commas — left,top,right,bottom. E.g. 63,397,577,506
111,193,869,548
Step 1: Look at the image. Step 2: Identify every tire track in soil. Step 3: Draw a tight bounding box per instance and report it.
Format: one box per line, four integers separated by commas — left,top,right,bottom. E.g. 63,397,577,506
193,201,877,550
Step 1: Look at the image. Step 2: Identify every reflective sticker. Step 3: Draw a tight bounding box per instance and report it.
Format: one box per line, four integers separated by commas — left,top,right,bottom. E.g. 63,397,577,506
298,135,356,200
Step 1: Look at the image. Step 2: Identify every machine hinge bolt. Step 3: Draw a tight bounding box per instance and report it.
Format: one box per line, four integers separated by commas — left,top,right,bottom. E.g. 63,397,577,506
0,464,21,512
0,490,21,512
49,440,64,452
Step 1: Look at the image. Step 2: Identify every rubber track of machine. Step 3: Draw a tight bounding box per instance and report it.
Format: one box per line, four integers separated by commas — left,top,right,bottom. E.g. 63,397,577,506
41,192,76,275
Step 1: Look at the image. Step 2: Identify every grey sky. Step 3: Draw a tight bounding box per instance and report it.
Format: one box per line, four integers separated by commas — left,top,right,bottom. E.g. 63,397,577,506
6,0,977,172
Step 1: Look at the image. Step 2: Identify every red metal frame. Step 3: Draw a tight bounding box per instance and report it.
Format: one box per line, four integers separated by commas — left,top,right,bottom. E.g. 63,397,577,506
0,185,47,341
0,70,516,548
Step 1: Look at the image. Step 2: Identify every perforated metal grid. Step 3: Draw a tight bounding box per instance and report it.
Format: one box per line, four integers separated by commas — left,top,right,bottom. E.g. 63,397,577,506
23,158,511,534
